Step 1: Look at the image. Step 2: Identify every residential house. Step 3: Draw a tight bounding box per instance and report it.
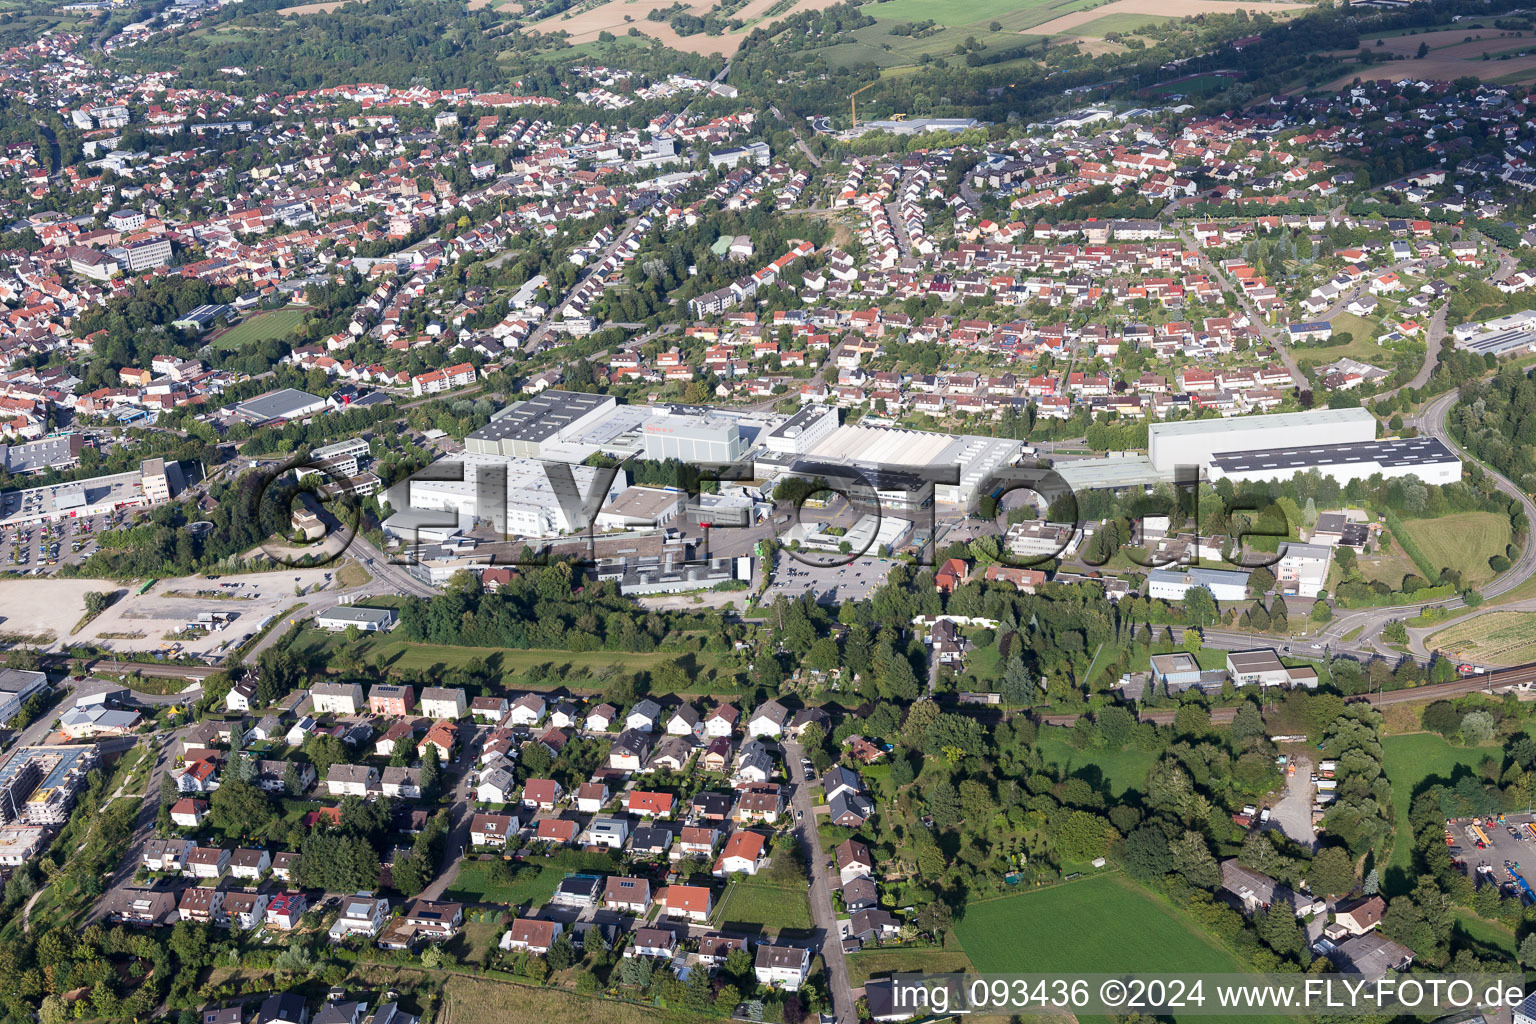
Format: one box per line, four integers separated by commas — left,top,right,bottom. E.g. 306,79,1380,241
327,764,378,797
470,813,518,847
755,944,810,990
660,884,712,922
713,829,766,876
418,687,467,720
329,896,390,940
603,875,652,914
500,918,562,954
747,700,789,738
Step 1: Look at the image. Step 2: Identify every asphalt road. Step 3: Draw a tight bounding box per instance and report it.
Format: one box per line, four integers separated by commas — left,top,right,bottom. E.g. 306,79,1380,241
783,738,856,1024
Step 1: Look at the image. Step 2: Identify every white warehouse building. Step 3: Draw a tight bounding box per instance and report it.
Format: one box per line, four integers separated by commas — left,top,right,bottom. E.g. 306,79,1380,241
642,411,748,463
1148,408,1377,473
1206,437,1461,487
390,453,627,538
1147,567,1251,603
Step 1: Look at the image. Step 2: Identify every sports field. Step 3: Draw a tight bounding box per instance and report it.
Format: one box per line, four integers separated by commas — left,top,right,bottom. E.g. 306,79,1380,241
210,307,308,350
956,874,1286,1022
1398,511,1512,588
1380,732,1499,894
1428,611,1536,667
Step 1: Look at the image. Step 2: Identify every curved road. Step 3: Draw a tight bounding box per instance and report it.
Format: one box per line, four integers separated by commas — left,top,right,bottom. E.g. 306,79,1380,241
1312,387,1536,659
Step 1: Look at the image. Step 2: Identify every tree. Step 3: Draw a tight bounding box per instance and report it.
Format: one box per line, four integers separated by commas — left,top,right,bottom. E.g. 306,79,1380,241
1308,845,1356,896
1183,585,1216,627
1519,933,1536,968
1119,825,1171,881
1460,710,1495,745
1001,655,1034,707
547,934,576,971
1170,831,1220,889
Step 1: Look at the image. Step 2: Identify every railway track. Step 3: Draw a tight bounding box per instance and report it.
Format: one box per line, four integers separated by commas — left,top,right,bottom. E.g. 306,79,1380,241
1034,659,1536,727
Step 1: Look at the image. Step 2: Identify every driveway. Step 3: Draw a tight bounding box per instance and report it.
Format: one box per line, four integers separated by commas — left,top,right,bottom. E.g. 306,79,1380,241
1268,755,1316,852
419,721,483,901
783,739,855,1024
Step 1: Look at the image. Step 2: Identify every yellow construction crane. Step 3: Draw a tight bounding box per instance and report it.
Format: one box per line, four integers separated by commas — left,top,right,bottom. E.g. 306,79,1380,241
849,82,878,129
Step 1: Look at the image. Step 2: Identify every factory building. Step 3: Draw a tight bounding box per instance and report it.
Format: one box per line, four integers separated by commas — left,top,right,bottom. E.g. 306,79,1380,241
1147,567,1251,603
1148,409,1377,473
1206,437,1461,486
642,410,748,463
762,405,840,457
389,453,627,538
464,391,616,460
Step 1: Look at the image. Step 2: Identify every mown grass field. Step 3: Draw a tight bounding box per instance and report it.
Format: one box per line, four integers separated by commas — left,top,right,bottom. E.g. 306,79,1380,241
1398,511,1512,588
1034,725,1158,798
1428,611,1536,666
1453,908,1517,959
845,947,974,986
713,875,815,935
446,857,567,908
1380,733,1501,895
210,307,308,351
291,627,731,686
956,874,1286,1023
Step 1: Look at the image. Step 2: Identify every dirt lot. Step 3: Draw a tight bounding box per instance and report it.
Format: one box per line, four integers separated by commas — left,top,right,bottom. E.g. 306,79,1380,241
1026,0,1306,39
64,568,335,658
525,0,840,54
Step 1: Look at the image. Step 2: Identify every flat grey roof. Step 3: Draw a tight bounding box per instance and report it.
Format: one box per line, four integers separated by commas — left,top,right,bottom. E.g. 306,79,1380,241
230,388,324,422
467,391,610,445
1151,407,1375,441
1209,437,1457,473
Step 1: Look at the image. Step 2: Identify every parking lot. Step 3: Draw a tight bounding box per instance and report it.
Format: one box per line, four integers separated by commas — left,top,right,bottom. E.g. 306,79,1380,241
1447,812,1536,886
0,510,120,574
760,553,899,606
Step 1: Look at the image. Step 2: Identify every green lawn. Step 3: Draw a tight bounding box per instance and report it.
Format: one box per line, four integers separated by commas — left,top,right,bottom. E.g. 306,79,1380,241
957,874,1286,1024
446,858,567,908
292,628,729,686
1398,512,1513,588
211,307,308,351
1452,909,1517,959
845,948,974,986
1380,733,1501,896
1035,725,1158,798
713,876,814,936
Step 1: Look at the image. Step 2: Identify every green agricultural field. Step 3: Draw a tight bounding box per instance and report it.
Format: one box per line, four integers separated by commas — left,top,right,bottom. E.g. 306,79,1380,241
211,307,309,351
1398,512,1512,588
713,876,815,935
957,874,1287,1024
1034,726,1157,798
816,0,1103,70
1428,611,1536,666
1069,10,1170,36
1380,732,1501,895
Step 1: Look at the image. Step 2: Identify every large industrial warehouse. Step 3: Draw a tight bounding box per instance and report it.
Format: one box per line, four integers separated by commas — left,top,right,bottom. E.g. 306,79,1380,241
1148,408,1378,473
1206,436,1462,486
